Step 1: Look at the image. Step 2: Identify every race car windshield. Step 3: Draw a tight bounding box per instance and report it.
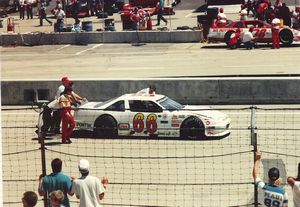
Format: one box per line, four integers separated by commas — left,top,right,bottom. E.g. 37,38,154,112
158,97,184,111
94,98,117,108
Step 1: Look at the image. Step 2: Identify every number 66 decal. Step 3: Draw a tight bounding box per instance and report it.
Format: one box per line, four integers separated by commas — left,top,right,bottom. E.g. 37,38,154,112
133,113,158,134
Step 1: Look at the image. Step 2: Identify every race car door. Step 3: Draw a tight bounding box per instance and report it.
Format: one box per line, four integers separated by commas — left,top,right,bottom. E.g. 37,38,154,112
128,100,170,137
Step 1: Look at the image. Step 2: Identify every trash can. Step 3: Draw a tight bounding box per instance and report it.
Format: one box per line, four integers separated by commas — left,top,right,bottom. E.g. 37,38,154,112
82,21,93,32
104,18,115,31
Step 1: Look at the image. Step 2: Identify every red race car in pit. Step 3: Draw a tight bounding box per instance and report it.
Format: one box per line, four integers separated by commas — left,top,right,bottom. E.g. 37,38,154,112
207,19,300,46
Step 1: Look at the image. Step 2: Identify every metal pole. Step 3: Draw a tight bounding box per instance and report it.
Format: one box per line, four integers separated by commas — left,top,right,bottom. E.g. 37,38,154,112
250,106,258,207
38,107,48,207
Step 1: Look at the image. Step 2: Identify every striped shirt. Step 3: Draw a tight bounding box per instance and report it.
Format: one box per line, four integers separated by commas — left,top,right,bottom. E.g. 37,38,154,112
256,178,288,207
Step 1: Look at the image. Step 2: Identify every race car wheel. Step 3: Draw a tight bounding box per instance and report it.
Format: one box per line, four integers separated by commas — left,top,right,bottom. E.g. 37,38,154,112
224,30,235,46
180,117,205,139
279,29,293,46
94,115,118,138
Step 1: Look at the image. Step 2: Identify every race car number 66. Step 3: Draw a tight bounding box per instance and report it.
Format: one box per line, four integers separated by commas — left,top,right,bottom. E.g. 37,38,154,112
133,113,158,134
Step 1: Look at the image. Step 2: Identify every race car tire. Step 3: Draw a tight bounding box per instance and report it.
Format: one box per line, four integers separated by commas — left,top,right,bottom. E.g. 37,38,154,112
279,29,293,46
94,115,118,138
224,30,235,46
180,117,205,139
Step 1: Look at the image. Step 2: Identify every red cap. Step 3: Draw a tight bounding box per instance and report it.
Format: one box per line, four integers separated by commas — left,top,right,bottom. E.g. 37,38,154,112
61,77,69,82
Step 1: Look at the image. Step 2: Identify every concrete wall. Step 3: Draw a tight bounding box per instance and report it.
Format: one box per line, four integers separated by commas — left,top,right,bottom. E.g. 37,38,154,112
2,78,300,105
0,30,202,46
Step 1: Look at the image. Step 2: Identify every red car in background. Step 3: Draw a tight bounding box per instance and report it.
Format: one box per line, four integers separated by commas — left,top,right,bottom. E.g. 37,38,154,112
207,19,300,46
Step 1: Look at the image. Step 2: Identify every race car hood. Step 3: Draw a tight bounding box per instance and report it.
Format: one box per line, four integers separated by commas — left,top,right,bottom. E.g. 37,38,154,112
78,101,103,109
183,105,228,120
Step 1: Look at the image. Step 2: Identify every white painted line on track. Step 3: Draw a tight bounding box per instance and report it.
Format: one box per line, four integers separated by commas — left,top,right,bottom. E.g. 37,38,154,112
56,44,70,51
75,44,103,55
223,65,284,68
108,67,165,71
2,112,37,115
185,13,193,18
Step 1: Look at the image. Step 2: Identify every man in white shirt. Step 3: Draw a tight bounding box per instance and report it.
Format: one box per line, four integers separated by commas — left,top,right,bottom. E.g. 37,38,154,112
136,84,156,96
287,163,300,207
217,7,227,27
242,26,256,49
71,159,107,207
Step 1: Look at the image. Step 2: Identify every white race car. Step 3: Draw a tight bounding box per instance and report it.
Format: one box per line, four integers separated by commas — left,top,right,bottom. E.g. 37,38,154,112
75,93,231,139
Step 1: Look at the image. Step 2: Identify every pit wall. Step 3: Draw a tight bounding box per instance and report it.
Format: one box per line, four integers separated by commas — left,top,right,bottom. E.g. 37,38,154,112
0,30,202,46
2,78,300,105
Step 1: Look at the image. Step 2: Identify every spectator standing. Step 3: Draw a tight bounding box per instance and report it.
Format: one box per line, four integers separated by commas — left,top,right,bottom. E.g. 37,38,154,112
253,151,288,207
71,159,107,207
246,0,255,16
59,86,75,144
38,158,72,207
40,1,52,26
279,3,291,27
242,26,256,49
271,16,280,49
22,191,38,207
256,1,268,20
155,0,168,26
26,0,33,19
265,3,275,24
19,0,25,20
240,4,248,20
70,0,80,25
50,190,65,207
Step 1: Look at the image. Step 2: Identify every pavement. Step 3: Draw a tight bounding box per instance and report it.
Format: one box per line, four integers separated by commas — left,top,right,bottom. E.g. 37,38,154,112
0,3,241,34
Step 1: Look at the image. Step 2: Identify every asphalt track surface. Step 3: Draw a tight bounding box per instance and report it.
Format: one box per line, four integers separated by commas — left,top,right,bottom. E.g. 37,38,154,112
2,105,300,207
1,42,300,80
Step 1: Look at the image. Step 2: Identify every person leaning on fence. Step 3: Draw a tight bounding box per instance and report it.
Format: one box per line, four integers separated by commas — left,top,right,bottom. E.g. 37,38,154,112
70,159,108,207
22,191,38,207
38,158,73,207
253,151,288,207
50,190,65,207
287,163,300,207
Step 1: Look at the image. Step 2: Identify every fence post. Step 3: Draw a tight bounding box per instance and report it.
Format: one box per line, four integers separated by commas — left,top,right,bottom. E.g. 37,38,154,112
250,106,258,207
38,106,48,207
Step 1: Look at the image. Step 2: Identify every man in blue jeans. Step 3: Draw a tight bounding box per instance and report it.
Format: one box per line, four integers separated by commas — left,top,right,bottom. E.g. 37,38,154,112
242,26,256,49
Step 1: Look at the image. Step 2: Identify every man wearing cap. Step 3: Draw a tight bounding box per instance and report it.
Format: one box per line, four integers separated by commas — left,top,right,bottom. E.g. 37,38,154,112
52,77,71,134
71,159,107,207
253,151,288,207
287,163,300,207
